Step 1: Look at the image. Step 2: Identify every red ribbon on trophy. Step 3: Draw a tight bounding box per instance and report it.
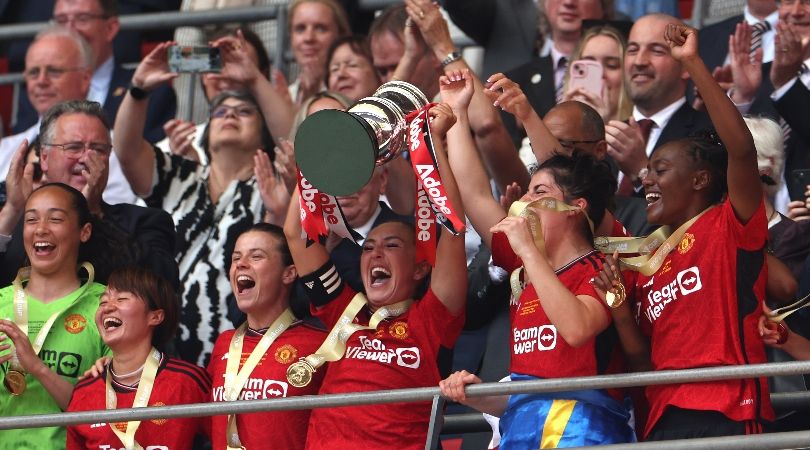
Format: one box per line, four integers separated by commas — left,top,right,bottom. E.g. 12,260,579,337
405,105,465,265
297,170,356,246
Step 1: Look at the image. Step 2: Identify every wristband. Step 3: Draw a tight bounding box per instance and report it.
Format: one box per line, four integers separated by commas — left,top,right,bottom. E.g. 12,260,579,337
129,84,150,100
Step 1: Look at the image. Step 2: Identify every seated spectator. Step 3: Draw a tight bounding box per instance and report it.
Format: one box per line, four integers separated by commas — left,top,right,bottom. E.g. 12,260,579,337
594,22,774,440
67,267,209,450
284,103,466,450
14,0,177,144
562,25,634,122
113,34,293,365
0,183,108,449
325,35,381,103
157,28,272,165
0,100,178,288
208,224,325,449
0,26,137,205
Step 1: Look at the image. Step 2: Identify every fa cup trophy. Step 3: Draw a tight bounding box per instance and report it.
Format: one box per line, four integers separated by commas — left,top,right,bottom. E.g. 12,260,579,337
294,80,429,196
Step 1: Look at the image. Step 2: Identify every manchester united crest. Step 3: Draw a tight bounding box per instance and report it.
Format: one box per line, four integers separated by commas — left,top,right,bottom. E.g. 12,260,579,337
275,344,298,364
113,422,128,433
64,314,86,334
677,233,695,254
150,402,167,425
389,321,409,340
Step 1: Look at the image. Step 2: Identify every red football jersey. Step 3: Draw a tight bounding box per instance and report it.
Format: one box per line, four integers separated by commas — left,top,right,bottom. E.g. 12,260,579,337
634,200,774,436
305,284,464,450
491,233,615,379
207,321,326,450
66,357,210,450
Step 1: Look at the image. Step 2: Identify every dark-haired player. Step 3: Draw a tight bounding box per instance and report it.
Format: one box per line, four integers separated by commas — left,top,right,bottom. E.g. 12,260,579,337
284,103,467,450
208,223,326,450
67,267,210,449
595,23,774,440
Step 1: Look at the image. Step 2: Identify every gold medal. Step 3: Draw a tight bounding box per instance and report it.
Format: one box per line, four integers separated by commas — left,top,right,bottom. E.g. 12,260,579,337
286,360,315,388
4,369,26,396
606,282,626,309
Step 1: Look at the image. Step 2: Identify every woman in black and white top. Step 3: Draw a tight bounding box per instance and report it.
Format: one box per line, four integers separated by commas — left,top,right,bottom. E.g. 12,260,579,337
112,32,294,366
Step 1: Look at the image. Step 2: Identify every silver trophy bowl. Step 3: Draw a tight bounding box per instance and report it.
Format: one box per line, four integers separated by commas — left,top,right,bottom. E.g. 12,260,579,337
295,80,429,196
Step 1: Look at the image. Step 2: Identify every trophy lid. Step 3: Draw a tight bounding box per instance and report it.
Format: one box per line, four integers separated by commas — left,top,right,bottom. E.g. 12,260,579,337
294,109,378,196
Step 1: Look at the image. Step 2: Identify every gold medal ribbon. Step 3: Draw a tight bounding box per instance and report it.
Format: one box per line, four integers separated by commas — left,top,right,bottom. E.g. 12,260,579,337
506,198,593,299
105,347,161,450
6,263,95,394
767,292,810,323
224,309,296,450
287,293,412,387
594,208,712,276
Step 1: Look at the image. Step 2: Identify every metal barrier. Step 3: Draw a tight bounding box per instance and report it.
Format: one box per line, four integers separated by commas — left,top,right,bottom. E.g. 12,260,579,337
2,360,810,449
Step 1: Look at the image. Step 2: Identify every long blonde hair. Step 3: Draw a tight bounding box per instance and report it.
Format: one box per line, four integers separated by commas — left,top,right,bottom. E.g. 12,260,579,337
564,25,633,121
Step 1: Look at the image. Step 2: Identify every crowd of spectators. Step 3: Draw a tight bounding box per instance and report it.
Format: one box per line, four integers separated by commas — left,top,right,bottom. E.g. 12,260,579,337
2,0,810,448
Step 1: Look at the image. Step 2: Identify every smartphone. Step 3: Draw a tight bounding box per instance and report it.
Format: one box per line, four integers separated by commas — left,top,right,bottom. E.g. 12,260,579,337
568,60,604,97
790,169,810,200
168,45,222,73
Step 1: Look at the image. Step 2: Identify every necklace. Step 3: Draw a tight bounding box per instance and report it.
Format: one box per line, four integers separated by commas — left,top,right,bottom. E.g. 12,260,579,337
767,208,778,223
109,362,145,380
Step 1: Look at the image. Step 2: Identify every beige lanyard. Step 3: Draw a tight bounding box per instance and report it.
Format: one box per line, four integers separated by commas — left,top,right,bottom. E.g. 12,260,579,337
224,309,296,450
11,262,95,355
597,207,712,276
286,293,412,388
105,347,161,450
506,198,593,299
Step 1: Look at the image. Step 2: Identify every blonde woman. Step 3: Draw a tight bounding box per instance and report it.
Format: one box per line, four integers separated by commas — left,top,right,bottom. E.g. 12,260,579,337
563,26,633,122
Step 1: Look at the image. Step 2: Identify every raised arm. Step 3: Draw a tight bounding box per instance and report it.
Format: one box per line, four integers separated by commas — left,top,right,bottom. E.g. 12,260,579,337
484,73,565,163
442,70,505,248
114,42,177,197
666,24,762,222
426,103,467,316
212,30,294,145
283,189,330,278
404,1,529,192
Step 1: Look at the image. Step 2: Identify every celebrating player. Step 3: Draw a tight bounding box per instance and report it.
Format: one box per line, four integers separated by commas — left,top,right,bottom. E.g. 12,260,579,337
208,224,326,449
438,69,633,448
284,102,467,449
0,183,107,449
66,267,209,449
593,22,774,439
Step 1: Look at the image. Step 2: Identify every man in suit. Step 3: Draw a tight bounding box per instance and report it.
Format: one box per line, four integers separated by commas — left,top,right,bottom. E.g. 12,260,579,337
502,0,607,144
0,26,137,205
13,0,176,144
770,0,810,201
0,100,178,288
605,13,712,195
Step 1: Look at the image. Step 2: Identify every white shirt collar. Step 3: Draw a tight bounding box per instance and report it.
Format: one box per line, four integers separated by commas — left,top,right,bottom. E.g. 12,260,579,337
88,56,115,105
743,6,779,63
632,97,686,130
743,6,778,28
352,203,383,245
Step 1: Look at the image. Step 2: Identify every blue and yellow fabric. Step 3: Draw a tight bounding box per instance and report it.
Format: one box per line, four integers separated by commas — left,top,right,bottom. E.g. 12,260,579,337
499,374,635,449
